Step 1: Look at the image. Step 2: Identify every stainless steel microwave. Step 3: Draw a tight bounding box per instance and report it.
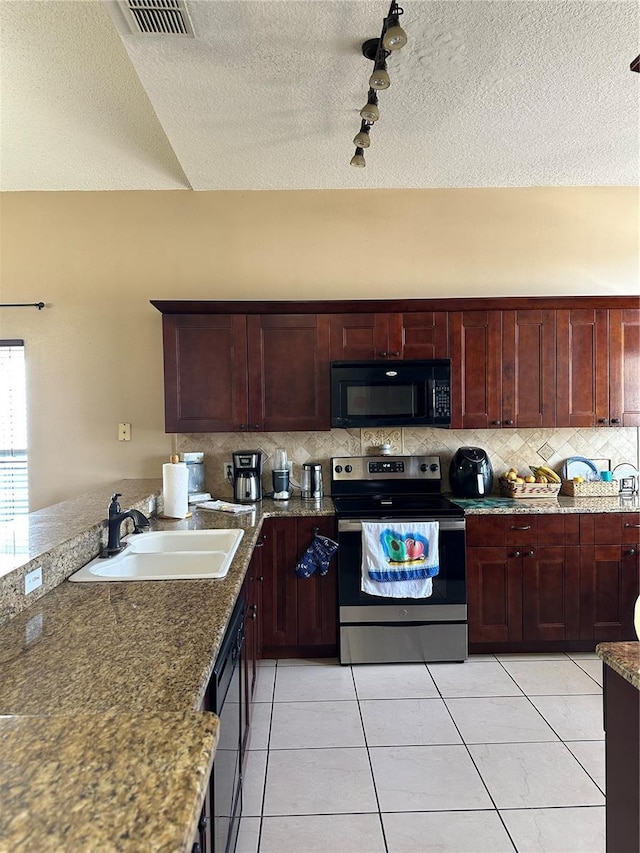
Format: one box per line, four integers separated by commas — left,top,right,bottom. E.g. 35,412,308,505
330,359,452,429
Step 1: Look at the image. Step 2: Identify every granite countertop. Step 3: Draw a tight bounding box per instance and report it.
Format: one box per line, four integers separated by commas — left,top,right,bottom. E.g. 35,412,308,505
0,711,219,852
0,486,335,851
596,641,640,690
451,495,640,514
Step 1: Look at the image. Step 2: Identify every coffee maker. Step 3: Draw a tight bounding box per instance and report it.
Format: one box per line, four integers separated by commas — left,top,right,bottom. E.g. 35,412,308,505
232,450,263,503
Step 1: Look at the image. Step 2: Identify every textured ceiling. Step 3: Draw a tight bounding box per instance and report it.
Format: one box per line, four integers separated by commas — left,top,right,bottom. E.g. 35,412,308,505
1,0,638,191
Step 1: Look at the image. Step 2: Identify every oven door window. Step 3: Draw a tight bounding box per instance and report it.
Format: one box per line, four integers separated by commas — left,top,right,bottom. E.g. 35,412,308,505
338,526,465,607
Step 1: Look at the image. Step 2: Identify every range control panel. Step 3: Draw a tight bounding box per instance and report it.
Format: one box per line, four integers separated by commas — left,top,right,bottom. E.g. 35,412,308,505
331,455,441,483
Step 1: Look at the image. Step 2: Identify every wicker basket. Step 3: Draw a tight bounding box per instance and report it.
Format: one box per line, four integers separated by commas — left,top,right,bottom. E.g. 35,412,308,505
560,479,619,497
499,478,561,499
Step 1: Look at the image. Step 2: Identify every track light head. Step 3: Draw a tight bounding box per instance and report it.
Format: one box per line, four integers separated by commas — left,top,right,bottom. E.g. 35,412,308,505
353,123,372,148
383,21,407,50
360,92,380,122
369,60,390,90
350,147,366,168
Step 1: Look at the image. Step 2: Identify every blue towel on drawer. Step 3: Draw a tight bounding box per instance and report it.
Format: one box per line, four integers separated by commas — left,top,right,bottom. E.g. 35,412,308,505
295,533,338,578
361,521,439,598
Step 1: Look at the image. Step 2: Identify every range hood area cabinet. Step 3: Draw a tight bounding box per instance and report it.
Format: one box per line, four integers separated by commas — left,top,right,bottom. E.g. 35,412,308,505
159,312,331,433
329,311,449,361
152,299,640,434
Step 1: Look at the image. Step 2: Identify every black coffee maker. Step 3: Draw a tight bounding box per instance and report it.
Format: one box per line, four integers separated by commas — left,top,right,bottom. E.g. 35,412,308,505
232,450,263,503
449,447,494,498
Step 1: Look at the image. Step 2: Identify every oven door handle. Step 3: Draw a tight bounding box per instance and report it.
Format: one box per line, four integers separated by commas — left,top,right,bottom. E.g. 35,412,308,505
338,518,466,533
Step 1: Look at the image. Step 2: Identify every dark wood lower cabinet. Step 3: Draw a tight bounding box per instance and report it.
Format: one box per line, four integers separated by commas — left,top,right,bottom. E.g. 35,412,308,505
468,512,637,653
603,664,640,853
261,515,338,658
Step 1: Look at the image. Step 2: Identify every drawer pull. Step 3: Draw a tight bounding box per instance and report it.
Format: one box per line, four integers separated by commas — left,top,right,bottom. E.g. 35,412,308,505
525,550,535,557
512,550,521,558
627,548,637,555
510,525,531,531
623,523,640,528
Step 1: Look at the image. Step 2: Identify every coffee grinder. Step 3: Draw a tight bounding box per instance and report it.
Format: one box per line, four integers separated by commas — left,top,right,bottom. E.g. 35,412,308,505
272,447,290,500
232,450,263,503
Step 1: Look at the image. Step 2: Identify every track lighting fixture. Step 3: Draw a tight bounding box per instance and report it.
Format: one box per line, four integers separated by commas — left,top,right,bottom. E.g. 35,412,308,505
360,91,380,122
369,59,391,90
350,2,407,167
350,148,366,167
353,122,372,148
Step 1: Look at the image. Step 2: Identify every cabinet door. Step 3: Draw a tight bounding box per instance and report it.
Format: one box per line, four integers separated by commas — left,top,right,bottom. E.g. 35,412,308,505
330,313,388,360
295,516,338,651
247,314,331,431
522,546,580,642
244,543,263,706
556,308,609,427
501,310,556,428
608,308,640,427
579,544,639,641
391,312,449,360
260,518,298,653
467,547,522,644
449,311,502,428
161,314,248,432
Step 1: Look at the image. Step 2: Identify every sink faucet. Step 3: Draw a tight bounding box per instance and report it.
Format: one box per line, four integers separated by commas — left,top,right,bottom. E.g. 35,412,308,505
100,493,150,558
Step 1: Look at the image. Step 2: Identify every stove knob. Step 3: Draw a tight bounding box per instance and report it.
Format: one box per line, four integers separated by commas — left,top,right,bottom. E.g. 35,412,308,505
420,464,428,472
334,465,343,474
430,463,439,472
345,465,353,473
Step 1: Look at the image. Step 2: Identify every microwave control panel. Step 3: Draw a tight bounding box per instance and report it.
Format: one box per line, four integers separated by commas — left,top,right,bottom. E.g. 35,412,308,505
433,379,451,419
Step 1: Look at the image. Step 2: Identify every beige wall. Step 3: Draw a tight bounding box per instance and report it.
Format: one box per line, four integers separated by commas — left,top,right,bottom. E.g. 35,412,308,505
0,187,638,510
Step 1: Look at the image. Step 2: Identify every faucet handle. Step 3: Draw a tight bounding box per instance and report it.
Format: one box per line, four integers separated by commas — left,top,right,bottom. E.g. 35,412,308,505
108,493,122,517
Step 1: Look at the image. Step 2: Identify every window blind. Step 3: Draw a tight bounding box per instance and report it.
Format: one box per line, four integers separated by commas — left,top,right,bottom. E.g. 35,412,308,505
0,341,28,521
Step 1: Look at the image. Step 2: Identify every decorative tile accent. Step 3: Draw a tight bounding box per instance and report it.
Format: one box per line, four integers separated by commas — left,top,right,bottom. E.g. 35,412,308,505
360,429,403,455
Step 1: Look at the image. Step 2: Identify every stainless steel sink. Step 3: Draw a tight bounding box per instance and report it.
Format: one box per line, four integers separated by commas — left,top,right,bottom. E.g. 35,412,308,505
68,529,244,582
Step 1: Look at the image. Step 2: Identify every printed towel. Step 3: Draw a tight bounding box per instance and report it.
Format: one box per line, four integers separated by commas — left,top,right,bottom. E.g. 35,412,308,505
361,521,439,599
295,534,339,578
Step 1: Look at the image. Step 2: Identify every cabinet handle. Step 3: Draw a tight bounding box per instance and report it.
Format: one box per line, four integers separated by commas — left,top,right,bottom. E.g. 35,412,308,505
257,575,264,582
254,539,265,547
504,419,514,426
389,351,400,357
624,524,640,529
627,548,637,555
378,351,388,357
492,420,502,425
611,418,620,424
510,525,531,530
198,816,210,833
597,418,608,424
524,550,535,557
512,550,521,557
238,423,247,430
192,844,202,853
251,605,258,620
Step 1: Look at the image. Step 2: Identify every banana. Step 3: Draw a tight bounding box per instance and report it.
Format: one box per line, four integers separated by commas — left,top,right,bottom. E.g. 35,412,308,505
539,465,561,484
529,465,561,484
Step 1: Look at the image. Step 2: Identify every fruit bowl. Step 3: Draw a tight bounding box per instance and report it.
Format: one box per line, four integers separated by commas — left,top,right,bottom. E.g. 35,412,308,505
499,478,561,499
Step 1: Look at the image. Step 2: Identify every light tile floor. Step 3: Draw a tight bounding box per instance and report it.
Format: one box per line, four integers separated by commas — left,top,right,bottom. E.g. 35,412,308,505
237,653,605,853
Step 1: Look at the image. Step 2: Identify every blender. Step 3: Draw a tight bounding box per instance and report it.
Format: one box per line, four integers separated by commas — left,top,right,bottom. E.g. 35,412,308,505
272,448,290,500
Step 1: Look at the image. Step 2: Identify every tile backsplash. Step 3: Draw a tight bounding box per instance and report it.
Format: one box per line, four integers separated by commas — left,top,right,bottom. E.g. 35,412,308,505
178,427,639,498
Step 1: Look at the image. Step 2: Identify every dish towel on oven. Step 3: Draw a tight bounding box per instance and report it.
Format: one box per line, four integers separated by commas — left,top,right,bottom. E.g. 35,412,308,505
360,521,439,598
295,533,339,578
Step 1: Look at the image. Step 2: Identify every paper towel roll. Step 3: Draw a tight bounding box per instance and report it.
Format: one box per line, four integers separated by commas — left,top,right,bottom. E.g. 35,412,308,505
163,459,189,519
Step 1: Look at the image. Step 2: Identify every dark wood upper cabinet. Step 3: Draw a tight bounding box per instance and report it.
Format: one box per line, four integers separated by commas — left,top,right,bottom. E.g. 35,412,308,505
449,310,503,428
161,314,248,433
556,308,609,427
160,313,330,433
330,312,448,361
247,314,331,432
608,308,640,427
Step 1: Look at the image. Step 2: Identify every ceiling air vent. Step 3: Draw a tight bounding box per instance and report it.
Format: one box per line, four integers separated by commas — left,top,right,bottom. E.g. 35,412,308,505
120,0,194,36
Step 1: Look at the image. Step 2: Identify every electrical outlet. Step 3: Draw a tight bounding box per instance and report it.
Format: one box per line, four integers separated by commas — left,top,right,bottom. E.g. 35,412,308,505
118,422,131,441
224,462,233,480
24,566,43,595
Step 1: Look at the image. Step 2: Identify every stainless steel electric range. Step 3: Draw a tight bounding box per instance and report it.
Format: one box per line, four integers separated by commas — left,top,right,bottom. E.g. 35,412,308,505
331,455,467,665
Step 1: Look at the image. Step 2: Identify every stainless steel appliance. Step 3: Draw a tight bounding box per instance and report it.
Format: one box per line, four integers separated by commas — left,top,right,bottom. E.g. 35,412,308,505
330,359,451,429
301,462,324,500
332,455,467,664
449,446,494,498
232,450,263,503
